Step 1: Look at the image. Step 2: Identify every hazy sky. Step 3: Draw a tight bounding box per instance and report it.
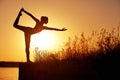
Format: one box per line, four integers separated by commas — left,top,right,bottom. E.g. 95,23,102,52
0,0,120,61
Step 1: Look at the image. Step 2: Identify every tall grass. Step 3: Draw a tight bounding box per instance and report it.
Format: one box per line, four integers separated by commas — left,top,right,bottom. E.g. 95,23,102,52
33,27,120,79
33,27,120,63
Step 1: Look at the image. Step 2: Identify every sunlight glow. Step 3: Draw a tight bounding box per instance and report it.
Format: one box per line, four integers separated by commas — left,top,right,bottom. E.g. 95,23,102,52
31,31,56,50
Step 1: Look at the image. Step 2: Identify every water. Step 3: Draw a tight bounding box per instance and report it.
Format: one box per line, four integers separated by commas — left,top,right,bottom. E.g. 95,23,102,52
0,68,18,80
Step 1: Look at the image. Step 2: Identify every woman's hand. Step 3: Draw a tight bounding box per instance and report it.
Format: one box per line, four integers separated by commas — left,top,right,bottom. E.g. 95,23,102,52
61,28,67,31
21,8,24,12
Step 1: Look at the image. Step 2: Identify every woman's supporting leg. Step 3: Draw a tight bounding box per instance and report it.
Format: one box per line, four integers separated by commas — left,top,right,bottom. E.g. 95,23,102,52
25,33,31,62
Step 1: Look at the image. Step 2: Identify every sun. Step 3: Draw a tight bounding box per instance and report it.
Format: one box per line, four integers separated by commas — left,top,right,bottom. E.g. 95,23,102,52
31,31,56,50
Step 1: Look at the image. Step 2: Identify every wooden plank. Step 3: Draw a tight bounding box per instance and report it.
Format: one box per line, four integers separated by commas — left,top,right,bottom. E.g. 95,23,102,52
0,62,25,67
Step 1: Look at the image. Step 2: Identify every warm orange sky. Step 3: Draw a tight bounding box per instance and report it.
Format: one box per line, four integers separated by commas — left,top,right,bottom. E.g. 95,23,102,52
0,0,120,62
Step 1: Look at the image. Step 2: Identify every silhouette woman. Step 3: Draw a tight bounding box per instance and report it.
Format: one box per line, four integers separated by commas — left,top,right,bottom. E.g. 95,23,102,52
13,8,67,62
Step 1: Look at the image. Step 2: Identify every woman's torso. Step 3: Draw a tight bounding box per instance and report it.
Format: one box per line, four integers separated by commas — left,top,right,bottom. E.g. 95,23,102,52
32,22,44,34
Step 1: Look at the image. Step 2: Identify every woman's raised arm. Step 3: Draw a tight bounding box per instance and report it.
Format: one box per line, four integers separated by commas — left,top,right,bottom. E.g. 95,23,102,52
21,8,39,23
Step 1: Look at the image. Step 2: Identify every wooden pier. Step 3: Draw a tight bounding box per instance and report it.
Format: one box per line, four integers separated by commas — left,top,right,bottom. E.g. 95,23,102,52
0,61,100,80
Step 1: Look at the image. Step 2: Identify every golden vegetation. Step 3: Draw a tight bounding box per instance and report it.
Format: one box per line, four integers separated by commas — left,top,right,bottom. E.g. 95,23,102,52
32,27,120,79
34,27,120,63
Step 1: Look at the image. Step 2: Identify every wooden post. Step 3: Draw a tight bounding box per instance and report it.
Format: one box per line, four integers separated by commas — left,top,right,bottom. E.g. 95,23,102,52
19,63,34,80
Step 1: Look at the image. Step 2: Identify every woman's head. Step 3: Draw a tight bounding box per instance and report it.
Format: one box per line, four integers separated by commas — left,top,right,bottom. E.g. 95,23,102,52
41,16,48,24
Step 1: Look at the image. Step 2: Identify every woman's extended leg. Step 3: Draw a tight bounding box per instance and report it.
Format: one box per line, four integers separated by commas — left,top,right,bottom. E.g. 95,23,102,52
13,9,22,28
14,9,33,62
13,9,27,32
